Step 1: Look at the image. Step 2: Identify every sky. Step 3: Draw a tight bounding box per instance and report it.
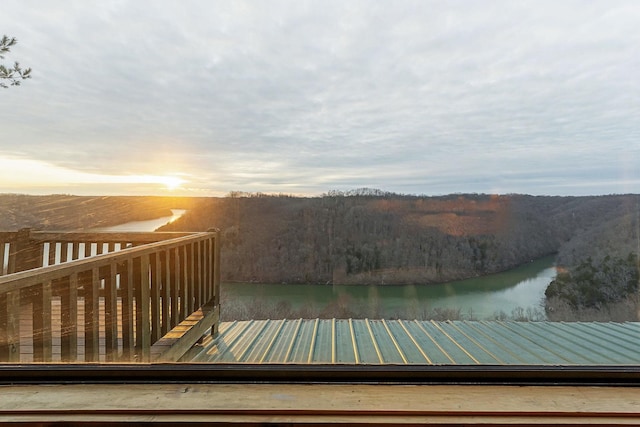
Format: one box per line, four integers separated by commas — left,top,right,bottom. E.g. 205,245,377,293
0,0,639,197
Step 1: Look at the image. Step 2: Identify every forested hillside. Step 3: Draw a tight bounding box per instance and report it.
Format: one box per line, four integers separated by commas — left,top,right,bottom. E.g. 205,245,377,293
158,192,640,293
545,197,640,320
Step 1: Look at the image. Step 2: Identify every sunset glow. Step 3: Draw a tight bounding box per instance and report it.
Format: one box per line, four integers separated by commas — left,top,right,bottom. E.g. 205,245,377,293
0,157,188,195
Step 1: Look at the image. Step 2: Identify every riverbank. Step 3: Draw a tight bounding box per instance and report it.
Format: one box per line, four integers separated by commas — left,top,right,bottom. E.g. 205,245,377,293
221,256,556,321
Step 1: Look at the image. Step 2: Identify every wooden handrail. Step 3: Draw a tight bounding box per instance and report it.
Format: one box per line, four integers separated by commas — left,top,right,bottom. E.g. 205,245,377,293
0,232,212,291
0,229,220,363
0,229,197,278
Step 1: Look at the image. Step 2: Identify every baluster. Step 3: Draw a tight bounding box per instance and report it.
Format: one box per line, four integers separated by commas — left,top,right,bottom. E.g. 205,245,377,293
188,242,195,314
104,263,118,361
33,280,53,362
170,248,180,328
59,242,68,264
0,242,7,275
135,254,151,362
47,242,56,266
60,273,78,362
41,242,49,267
83,268,100,361
120,258,134,360
151,253,161,343
161,249,171,336
72,242,80,261
201,239,207,304
206,238,213,303
195,240,203,309
181,244,190,318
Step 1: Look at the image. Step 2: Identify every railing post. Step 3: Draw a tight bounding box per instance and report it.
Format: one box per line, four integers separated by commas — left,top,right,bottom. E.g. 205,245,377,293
8,228,42,273
208,228,221,337
0,291,21,362
214,232,221,336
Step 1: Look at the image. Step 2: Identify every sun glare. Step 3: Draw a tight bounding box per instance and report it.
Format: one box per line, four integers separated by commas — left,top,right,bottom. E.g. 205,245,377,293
159,175,186,191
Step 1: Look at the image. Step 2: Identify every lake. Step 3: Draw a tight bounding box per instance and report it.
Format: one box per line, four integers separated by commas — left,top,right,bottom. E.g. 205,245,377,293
221,256,556,320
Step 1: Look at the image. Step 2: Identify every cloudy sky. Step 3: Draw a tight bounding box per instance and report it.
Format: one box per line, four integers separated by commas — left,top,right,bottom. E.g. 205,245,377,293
1,1,638,196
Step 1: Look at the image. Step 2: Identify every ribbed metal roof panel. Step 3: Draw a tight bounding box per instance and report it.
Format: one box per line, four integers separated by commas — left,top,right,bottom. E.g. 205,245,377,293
192,320,640,365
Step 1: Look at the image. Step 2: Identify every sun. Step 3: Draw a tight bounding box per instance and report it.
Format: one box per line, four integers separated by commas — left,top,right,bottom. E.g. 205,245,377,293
158,175,186,191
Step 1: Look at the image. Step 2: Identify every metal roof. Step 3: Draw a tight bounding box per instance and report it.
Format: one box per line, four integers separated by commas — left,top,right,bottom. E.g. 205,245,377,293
191,320,640,365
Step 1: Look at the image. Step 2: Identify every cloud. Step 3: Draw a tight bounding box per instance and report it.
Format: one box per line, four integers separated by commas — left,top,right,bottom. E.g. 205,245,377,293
1,0,639,196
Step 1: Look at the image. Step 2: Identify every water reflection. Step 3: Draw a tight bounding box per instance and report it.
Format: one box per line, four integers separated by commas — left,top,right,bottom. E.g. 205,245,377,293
92,209,186,232
222,256,557,320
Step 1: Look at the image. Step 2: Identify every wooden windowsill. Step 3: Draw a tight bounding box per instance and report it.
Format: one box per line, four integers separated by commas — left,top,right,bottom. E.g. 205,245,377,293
1,383,639,425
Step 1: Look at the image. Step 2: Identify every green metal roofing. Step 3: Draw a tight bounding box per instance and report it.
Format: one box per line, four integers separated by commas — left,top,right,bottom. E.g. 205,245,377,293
191,319,640,365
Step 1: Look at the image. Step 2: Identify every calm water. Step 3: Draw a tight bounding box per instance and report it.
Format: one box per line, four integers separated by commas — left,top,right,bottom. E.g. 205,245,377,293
222,257,556,320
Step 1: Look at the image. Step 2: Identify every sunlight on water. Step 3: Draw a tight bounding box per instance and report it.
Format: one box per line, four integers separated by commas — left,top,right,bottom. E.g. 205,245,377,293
91,209,186,232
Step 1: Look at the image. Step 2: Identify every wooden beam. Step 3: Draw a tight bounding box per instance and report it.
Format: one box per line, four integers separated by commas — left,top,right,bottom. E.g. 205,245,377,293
29,231,194,244
150,302,219,362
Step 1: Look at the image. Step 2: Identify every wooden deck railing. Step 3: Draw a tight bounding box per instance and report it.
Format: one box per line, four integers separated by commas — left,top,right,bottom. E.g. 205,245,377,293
0,229,220,363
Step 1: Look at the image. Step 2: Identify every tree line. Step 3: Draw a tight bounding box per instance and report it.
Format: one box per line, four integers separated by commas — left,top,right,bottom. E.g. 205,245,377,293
3,192,638,321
